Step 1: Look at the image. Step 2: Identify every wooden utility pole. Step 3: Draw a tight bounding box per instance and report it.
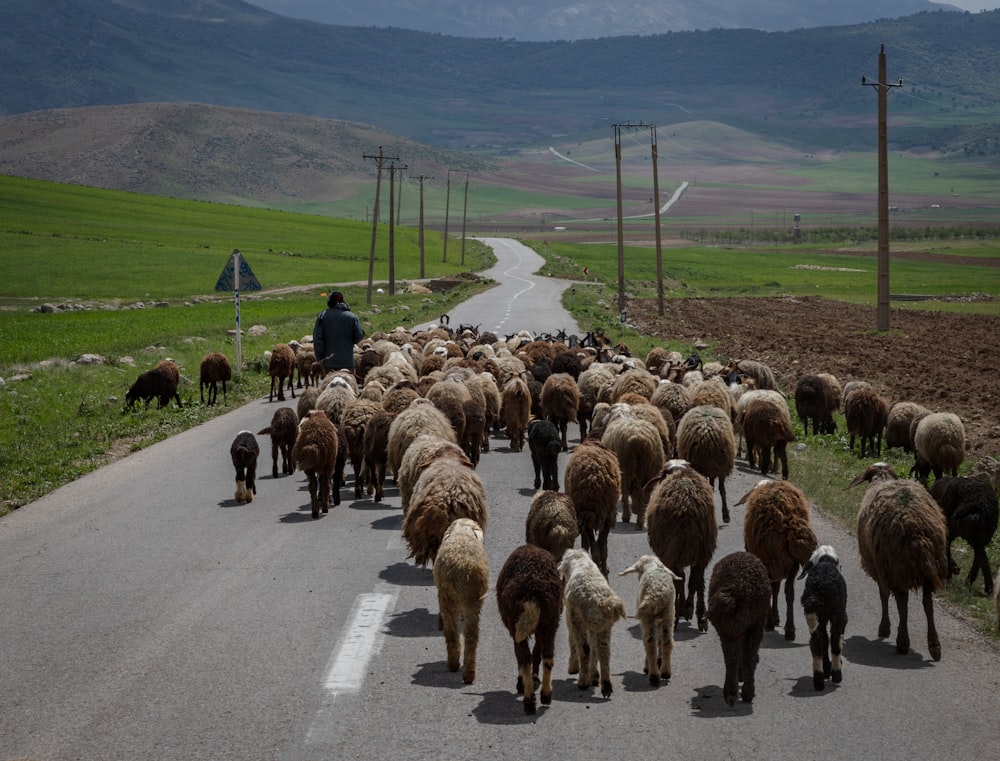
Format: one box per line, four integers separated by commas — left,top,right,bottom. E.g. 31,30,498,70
362,146,399,304
613,124,626,318
414,174,433,279
443,168,458,263
862,45,902,331
650,124,664,316
460,171,470,265
387,162,406,295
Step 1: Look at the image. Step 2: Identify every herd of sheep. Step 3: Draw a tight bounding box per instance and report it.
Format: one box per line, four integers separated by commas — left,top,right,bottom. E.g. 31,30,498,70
128,323,999,713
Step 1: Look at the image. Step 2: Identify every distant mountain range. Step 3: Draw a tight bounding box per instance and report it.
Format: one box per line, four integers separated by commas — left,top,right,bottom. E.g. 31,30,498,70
244,0,964,41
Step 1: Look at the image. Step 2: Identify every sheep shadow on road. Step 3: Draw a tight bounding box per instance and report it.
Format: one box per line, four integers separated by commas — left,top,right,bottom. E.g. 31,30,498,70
689,684,755,717
842,634,937,669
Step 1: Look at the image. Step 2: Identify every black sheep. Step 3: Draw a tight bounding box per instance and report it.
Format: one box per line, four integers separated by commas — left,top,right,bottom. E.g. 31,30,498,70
799,545,849,691
930,476,999,596
230,431,260,504
125,364,182,409
528,418,562,491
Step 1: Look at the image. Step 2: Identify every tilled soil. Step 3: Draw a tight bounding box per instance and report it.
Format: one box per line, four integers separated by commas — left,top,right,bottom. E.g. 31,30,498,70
630,295,1000,459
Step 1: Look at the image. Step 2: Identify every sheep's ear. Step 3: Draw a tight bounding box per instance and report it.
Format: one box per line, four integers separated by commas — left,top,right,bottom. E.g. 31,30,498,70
797,562,813,580
734,489,754,506
619,564,639,577
845,472,870,489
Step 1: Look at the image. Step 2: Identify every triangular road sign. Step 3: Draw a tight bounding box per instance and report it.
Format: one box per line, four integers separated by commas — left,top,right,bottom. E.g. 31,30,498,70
215,250,262,292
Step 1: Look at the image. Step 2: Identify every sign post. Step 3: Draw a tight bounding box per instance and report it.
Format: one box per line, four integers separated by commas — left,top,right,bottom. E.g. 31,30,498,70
215,248,262,370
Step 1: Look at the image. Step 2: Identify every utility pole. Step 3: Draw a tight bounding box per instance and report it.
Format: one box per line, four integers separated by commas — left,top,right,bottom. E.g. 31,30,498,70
414,174,433,279
362,146,399,304
649,124,664,316
387,161,406,296
443,168,458,263
613,123,626,318
459,171,470,265
862,45,902,332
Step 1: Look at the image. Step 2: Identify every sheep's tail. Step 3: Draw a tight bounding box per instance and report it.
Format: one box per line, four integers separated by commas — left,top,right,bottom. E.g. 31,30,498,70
257,426,273,436
515,601,541,643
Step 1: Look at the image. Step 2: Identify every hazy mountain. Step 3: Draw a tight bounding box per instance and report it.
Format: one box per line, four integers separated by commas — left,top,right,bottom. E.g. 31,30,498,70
244,0,962,40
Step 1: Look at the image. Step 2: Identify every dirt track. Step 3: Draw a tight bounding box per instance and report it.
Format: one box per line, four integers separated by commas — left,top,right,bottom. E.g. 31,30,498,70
630,295,1000,459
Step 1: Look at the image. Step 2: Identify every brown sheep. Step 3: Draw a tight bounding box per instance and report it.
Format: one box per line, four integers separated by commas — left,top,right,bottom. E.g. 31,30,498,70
292,409,339,518
126,360,183,409
387,398,457,478
844,384,889,458
257,406,298,478
525,490,579,561
399,434,471,513
564,437,621,576
268,343,297,402
794,373,841,436
199,351,232,406
461,398,486,467
540,372,580,452
340,398,382,499
886,400,929,453
363,410,394,503
230,430,259,504
738,479,818,640
676,404,737,523
501,376,532,452
739,392,796,480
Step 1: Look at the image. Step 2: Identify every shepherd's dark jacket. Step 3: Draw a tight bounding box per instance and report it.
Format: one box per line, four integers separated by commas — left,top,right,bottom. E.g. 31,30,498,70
312,305,364,370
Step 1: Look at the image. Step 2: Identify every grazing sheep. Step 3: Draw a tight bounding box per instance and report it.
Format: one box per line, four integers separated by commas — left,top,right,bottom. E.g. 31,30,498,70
676,404,737,523
257,406,297,478
885,401,929,453
619,555,682,686
230,430,259,504
706,551,771,707
528,418,562,491
433,518,489,684
268,343,297,402
794,373,840,436
644,460,718,631
398,434,470,513
726,359,777,391
929,476,998,596
402,459,488,566
126,361,183,409
292,409,340,518
740,391,796,480
601,407,666,530
199,351,232,406
495,544,564,715
387,398,457,479
799,545,849,690
844,385,889,458
559,549,627,698
501,376,532,452
564,438,621,577
738,479,818,640
913,412,966,482
525,490,579,561
540,372,580,452
850,463,949,660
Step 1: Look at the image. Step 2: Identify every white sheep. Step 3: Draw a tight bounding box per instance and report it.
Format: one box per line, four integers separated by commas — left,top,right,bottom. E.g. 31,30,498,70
559,548,627,698
619,555,682,686
913,411,966,482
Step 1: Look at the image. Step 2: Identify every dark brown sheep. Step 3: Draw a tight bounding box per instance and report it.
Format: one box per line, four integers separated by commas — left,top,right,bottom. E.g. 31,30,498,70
564,437,621,576
126,360,183,410
929,475,998,596
230,430,259,504
268,343,297,402
257,406,297,478
844,385,889,458
199,352,232,406
794,373,840,436
292,409,339,518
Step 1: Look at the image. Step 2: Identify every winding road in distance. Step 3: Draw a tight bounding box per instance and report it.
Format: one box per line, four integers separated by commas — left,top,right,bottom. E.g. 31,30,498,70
1,239,997,761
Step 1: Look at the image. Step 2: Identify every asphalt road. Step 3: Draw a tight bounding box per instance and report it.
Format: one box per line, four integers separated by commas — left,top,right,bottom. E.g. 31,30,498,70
1,239,998,761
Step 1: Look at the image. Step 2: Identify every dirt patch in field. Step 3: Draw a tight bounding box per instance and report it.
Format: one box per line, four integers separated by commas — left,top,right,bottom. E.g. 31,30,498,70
630,295,1000,459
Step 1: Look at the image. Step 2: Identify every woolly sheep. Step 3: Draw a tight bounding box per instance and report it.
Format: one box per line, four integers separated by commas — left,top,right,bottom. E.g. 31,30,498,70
726,359,776,391
363,410,394,503
467,372,501,450
339,398,381,499
737,479,818,640
315,376,357,428
461,398,486,466
885,401,929,453
687,377,735,422
402,458,488,566
913,412,966,482
526,418,561,492
644,460,718,631
268,343,297,402
706,551,771,707
292,410,340,518
739,393,796,480
798,545,848,690
559,548,627,698
540,372,580,452
398,434,470,513
495,544,563,715
577,363,618,439
601,407,666,530
296,385,320,422
501,376,532,452
257,406,297,478
844,385,889,458
619,555,682,686
609,368,657,403
230,430,259,504
929,476,998,596
387,398,457,479
525,490,579,561
126,361,182,410
433,518,489,685
564,438,621,577
794,373,840,436
850,463,949,660
650,380,691,427
676,404,737,523
199,351,232,406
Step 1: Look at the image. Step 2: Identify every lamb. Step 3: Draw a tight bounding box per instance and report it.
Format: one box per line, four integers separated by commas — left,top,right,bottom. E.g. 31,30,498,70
913,411,966,482
199,351,232,406
528,418,562,491
563,438,621,577
402,458,488,566
292,409,340,518
849,462,949,660
230,430,259,504
540,371,580,452
676,404,737,523
619,555,682,686
644,459,718,631
501,376,532,452
495,544,563,715
126,361,183,409
559,548,627,698
885,401,929,452
600,407,666,530
737,479,818,640
844,384,889,458
929,476,998,597
525,490,579,561
706,551,771,707
799,545,848,690
267,343,297,402
794,373,840,436
257,406,297,478
433,518,489,685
